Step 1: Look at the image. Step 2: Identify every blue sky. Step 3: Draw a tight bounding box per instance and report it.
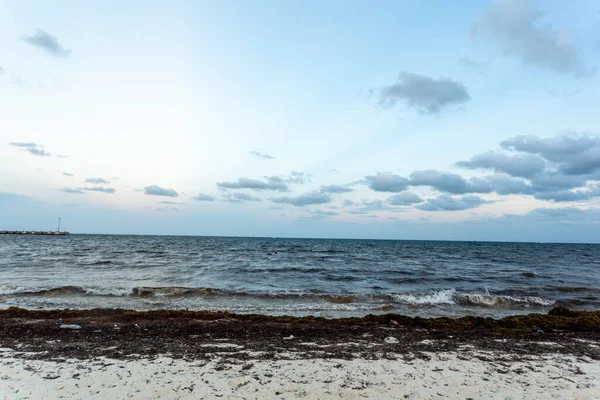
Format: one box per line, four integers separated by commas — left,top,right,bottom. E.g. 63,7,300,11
1,0,600,242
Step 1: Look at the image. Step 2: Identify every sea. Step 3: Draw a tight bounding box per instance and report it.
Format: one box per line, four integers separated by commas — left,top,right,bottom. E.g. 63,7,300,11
0,235,598,318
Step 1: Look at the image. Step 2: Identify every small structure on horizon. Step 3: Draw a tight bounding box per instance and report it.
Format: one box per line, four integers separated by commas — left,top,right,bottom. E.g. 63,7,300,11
0,217,70,235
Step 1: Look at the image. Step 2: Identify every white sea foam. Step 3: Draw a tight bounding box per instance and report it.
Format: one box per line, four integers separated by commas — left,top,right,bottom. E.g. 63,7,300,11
392,289,457,305
0,286,39,295
83,287,133,297
392,289,555,307
0,284,555,313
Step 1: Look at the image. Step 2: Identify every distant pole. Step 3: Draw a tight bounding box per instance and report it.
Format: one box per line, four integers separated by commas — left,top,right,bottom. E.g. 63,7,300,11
57,217,62,232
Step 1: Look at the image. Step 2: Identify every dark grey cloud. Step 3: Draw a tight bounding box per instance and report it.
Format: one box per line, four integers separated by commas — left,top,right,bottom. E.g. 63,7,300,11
387,192,424,206
532,185,600,202
532,172,586,190
456,152,546,178
82,187,116,194
480,173,592,202
217,176,288,191
501,134,600,175
363,172,409,193
319,184,354,194
533,190,588,202
59,187,84,194
409,170,492,194
250,151,275,160
270,191,332,207
62,172,74,177
193,193,215,201
453,134,600,202
143,185,179,197
458,57,488,75
501,134,599,160
85,178,110,184
222,192,262,203
23,29,71,57
359,134,600,203
158,201,183,205
416,195,489,211
471,0,589,77
9,142,50,156
286,171,312,184
375,71,470,114
343,199,357,207
484,175,534,195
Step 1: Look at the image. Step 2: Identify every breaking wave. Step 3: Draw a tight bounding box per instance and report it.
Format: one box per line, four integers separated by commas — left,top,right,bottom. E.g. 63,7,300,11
392,289,555,307
0,286,556,308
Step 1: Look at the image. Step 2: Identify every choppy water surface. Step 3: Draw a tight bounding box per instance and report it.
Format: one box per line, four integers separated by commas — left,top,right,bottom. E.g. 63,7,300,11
0,235,598,318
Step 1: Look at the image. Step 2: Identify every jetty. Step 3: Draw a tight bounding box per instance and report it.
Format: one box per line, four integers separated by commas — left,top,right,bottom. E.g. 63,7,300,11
0,217,70,235
0,231,69,235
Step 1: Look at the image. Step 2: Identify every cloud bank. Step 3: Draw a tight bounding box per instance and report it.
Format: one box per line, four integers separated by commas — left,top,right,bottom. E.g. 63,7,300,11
270,192,332,207
217,176,288,191
416,195,489,211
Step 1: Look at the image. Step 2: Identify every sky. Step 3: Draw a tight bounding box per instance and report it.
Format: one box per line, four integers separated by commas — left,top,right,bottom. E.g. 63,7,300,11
1,0,600,242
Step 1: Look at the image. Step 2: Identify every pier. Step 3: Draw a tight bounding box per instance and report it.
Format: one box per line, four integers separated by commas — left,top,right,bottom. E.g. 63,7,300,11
0,231,69,235
0,218,69,235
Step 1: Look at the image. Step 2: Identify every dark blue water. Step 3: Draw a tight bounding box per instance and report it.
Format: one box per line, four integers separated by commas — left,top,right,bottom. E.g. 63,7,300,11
0,235,598,317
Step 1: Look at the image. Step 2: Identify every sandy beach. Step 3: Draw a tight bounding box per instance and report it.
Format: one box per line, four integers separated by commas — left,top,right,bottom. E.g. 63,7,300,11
2,350,600,399
0,307,599,399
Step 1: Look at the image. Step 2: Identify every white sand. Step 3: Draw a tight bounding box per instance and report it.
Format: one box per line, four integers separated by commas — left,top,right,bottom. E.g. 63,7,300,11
1,349,599,399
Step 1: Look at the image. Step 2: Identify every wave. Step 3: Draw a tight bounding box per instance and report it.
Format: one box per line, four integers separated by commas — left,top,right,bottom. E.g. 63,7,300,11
392,289,457,305
87,260,115,265
519,272,538,278
392,289,555,307
14,286,89,296
129,287,359,304
0,286,557,308
0,286,358,304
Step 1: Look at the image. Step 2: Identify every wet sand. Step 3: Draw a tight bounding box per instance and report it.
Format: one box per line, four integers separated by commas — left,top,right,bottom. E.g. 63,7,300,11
0,307,599,399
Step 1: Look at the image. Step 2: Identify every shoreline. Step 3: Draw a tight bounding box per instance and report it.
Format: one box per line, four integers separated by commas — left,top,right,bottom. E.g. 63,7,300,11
1,307,599,399
0,306,598,361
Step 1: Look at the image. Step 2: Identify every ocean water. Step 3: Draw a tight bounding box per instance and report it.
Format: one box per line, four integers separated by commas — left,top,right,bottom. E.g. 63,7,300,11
0,235,598,318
